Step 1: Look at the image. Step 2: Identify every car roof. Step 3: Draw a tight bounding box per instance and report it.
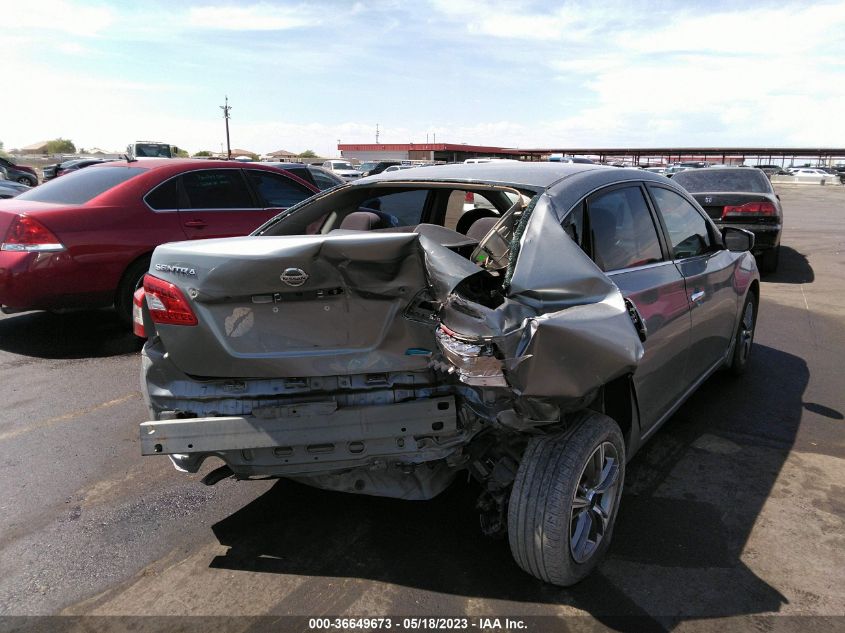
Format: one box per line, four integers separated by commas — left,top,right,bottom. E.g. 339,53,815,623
91,158,313,173
80,158,319,193
354,161,609,189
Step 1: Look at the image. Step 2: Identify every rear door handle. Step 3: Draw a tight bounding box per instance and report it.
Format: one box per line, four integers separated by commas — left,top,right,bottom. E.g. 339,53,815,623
184,219,207,228
690,290,705,304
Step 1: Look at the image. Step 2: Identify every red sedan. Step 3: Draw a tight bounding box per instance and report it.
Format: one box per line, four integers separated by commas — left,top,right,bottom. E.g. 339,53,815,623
0,159,320,322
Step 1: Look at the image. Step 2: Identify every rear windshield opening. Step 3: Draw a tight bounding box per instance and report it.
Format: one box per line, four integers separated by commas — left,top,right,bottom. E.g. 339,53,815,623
673,170,772,194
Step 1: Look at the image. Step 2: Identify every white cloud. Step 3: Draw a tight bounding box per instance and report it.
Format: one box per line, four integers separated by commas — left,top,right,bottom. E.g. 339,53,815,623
1,0,115,37
187,3,318,31
430,0,583,41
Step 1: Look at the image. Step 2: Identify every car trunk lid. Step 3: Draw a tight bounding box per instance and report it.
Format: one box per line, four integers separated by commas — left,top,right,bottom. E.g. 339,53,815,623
147,232,451,378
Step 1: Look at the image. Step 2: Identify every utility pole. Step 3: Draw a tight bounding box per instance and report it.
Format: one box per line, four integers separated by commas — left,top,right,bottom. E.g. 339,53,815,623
219,96,232,160
375,123,380,144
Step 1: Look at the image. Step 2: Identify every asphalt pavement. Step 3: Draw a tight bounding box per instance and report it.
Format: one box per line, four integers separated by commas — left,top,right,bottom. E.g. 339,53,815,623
0,184,843,632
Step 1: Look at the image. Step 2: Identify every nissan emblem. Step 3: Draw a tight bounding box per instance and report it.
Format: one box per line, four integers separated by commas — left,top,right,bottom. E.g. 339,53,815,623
281,267,309,287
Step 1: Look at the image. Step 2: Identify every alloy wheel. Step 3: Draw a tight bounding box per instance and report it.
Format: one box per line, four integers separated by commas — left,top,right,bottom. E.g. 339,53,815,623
739,301,755,364
570,441,621,564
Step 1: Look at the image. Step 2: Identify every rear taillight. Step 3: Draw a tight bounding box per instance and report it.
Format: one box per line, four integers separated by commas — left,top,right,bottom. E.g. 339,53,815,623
464,192,475,204
1,215,66,252
132,287,147,338
434,325,506,387
142,274,198,326
722,201,777,218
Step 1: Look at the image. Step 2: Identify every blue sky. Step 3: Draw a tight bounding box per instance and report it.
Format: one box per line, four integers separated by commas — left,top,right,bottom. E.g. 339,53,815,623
3,0,844,156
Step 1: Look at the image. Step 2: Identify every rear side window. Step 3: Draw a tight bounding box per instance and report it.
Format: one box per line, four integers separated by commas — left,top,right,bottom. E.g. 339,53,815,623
181,169,254,209
586,186,663,272
650,187,712,259
145,177,179,210
246,170,313,208
360,189,429,227
16,167,146,205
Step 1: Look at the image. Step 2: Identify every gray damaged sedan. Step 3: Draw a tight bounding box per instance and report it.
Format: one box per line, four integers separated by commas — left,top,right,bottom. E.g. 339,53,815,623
137,163,760,585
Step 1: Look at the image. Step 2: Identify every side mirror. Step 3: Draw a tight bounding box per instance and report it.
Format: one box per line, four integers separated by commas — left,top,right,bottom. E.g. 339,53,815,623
722,227,755,252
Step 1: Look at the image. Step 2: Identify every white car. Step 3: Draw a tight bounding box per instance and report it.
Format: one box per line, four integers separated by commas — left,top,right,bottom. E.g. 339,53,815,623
786,168,831,184
464,158,519,164
322,160,361,180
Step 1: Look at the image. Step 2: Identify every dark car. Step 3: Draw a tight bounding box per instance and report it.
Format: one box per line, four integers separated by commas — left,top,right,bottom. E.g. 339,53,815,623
672,167,782,272
0,157,38,186
262,162,344,190
357,160,402,176
42,158,117,182
0,180,31,199
757,166,790,178
0,159,319,322
135,162,759,586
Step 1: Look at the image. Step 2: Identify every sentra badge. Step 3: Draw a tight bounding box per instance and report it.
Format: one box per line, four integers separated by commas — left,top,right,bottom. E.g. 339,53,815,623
281,267,309,287
154,264,197,276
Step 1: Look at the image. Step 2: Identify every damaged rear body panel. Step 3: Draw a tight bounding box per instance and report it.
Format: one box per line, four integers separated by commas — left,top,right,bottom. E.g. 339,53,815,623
139,163,757,502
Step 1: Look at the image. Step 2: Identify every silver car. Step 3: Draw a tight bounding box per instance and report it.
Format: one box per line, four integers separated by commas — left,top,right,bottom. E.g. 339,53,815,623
137,163,759,586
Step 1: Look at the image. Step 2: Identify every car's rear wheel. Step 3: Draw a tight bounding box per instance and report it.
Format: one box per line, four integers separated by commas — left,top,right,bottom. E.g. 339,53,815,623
507,411,625,586
729,291,757,376
17,176,35,187
758,245,779,273
115,257,151,326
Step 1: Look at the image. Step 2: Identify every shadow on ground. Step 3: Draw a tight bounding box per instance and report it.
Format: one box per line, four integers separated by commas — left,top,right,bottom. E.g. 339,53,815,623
761,246,814,284
0,310,142,359
208,342,810,629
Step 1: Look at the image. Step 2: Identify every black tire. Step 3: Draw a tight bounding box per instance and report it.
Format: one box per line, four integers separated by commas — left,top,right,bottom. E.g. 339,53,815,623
115,257,151,325
507,411,625,586
17,176,36,187
757,245,779,274
728,291,757,376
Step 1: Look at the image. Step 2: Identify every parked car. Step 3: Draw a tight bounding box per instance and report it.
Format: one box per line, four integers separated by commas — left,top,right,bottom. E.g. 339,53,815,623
383,164,415,172
135,162,759,587
0,157,38,186
261,162,345,190
465,157,520,164
358,160,402,176
0,180,30,199
43,158,116,182
663,165,692,177
676,161,712,169
547,155,594,164
672,167,782,272
321,160,361,180
757,167,790,178
0,159,319,322
785,168,833,184
816,167,845,184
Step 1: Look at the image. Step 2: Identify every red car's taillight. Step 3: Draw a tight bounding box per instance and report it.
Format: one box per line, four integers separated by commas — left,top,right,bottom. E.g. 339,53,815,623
722,201,777,218
142,274,198,326
1,215,66,252
132,287,147,338
464,192,475,204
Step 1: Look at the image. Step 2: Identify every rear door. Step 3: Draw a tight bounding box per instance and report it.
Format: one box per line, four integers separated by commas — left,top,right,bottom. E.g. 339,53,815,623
177,168,269,239
647,185,737,384
573,183,692,435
